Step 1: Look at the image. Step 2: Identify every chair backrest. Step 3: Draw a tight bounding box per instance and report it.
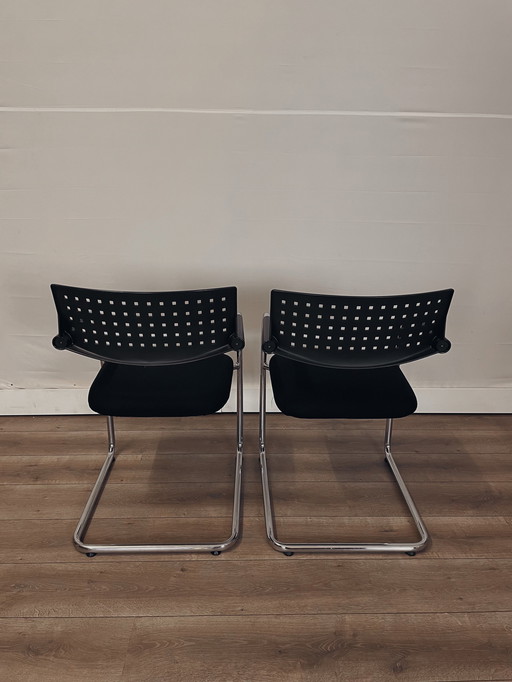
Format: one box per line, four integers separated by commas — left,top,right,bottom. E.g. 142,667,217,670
266,288,454,369
51,284,241,365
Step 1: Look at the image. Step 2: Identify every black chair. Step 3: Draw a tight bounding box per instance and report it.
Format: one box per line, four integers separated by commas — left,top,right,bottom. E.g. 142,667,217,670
51,284,244,556
259,288,454,555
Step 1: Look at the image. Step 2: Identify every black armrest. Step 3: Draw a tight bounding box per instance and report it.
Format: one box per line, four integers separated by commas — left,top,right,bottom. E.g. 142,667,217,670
432,337,451,353
229,313,245,351
52,332,72,350
261,313,277,353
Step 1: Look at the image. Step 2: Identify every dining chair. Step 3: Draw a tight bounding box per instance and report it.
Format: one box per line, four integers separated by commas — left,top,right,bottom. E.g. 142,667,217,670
259,287,453,555
51,284,244,556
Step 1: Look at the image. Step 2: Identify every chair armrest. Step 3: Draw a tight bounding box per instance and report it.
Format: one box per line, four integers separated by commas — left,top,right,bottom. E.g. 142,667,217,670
229,313,245,350
52,332,72,349
236,313,244,342
261,313,277,353
432,337,451,353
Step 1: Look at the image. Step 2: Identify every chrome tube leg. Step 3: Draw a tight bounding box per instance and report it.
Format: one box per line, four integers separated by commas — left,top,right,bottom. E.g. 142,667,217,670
107,415,116,455
260,408,430,555
224,349,244,554
384,418,429,555
73,416,117,555
258,352,266,455
384,417,393,453
236,349,243,455
258,353,286,552
73,358,244,556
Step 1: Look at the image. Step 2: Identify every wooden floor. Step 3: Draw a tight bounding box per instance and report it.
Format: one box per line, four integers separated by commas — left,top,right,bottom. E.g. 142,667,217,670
0,413,511,681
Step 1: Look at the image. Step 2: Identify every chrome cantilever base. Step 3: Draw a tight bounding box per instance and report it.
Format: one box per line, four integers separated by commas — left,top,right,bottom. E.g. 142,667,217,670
258,361,429,555
74,359,243,556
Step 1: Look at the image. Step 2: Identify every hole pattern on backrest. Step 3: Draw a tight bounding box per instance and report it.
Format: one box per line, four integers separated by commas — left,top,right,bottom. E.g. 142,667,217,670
270,289,452,363
53,286,237,361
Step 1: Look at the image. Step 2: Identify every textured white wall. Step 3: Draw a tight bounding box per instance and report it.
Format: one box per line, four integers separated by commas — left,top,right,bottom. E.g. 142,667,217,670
1,1,511,413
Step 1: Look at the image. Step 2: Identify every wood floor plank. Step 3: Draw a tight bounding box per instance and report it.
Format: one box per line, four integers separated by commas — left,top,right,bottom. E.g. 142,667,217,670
3,449,511,485
1,559,511,618
0,617,132,682
2,480,511,520
121,613,512,682
0,430,249,456
0,414,242,433
263,412,512,432
265,429,512,455
269,480,512,517
1,517,512,564
1,478,511,521
2,612,510,681
0,454,236,485
267,450,512,482
0,455,107,485
271,515,512,558
2,426,510,456
1,413,511,432
0,482,240,519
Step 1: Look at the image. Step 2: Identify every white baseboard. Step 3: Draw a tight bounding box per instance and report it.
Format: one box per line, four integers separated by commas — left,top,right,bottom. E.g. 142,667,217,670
0,386,511,415
411,388,512,414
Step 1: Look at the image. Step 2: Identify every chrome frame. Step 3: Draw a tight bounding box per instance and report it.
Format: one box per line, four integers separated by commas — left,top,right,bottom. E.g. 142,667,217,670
74,341,244,556
258,314,429,554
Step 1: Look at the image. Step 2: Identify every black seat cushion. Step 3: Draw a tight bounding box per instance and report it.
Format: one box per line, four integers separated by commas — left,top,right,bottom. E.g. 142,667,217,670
269,355,417,419
88,355,233,417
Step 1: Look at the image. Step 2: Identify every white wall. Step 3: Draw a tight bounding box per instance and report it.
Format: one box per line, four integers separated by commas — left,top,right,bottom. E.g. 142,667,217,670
1,1,511,413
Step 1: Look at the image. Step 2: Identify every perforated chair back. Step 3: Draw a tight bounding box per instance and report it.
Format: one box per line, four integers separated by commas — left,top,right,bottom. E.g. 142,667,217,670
51,284,241,366
266,288,454,369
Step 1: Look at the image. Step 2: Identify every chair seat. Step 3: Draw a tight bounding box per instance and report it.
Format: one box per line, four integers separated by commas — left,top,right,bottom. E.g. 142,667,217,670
89,355,234,417
269,355,417,419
